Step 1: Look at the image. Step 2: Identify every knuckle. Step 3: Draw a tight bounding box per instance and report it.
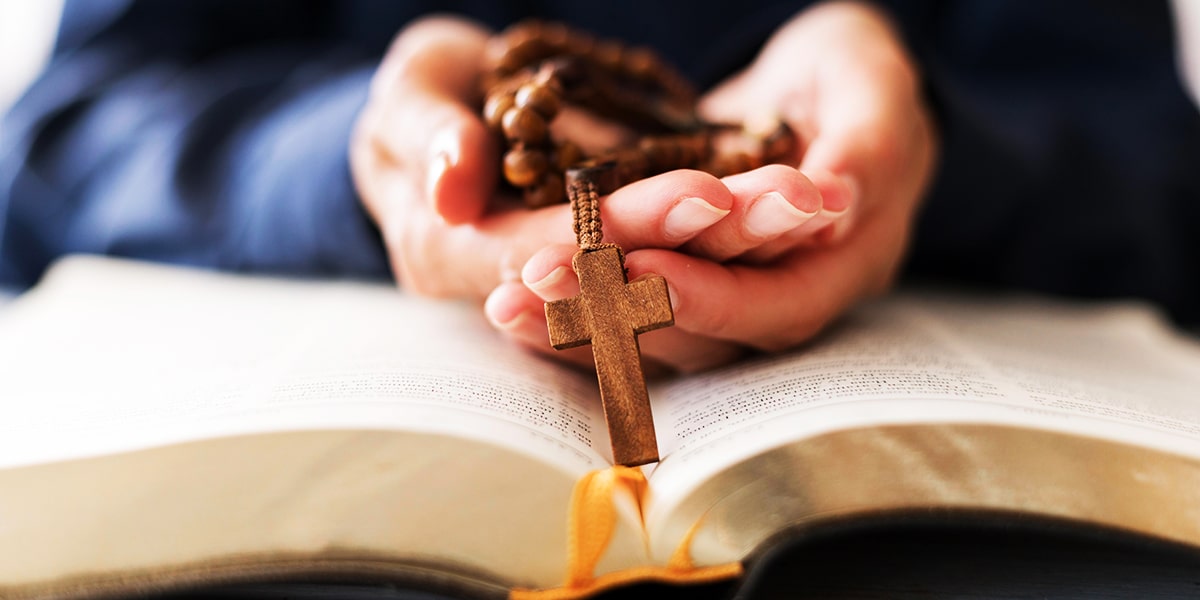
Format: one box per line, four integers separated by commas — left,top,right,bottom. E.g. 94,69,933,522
689,299,737,341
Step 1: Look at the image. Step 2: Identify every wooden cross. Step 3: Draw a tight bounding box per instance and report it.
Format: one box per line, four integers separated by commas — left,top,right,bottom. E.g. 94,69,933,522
545,246,674,466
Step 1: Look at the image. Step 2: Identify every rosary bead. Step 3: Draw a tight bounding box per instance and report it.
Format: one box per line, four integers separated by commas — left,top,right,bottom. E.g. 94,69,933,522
594,39,624,72
502,107,548,145
638,138,666,171
499,34,550,75
525,171,565,208
504,148,549,188
761,124,798,162
565,31,596,57
625,47,660,83
612,148,649,183
555,141,584,172
655,138,682,171
709,152,755,176
483,92,516,130
742,114,796,162
541,21,570,50
515,82,561,119
484,20,797,207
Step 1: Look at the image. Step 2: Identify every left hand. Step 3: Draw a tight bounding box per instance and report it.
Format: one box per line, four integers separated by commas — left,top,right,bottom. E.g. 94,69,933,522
483,2,937,372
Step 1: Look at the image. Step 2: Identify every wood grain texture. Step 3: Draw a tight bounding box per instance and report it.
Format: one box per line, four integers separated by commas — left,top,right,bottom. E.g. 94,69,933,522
545,247,673,466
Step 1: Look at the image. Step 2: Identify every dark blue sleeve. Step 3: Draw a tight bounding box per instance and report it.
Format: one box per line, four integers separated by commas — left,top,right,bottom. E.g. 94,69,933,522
0,0,391,288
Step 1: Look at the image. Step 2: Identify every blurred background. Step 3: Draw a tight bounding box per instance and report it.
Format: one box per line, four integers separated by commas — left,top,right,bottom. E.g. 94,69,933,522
3,1,1200,124
0,0,63,116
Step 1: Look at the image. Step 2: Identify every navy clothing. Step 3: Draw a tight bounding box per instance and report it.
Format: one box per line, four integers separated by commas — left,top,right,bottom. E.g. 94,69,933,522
2,1,1198,321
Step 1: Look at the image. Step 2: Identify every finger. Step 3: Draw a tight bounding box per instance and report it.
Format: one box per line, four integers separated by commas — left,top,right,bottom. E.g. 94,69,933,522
463,170,735,293
681,164,822,262
792,30,931,223
494,264,744,374
600,170,733,248
521,244,582,301
739,168,858,262
484,281,597,369
372,17,497,224
405,166,738,300
624,233,899,352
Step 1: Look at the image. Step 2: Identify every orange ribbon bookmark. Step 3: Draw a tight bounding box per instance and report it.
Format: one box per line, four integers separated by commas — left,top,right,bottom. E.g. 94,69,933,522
511,466,742,600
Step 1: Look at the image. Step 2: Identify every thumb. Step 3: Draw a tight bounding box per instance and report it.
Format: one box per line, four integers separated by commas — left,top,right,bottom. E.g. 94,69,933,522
372,17,497,224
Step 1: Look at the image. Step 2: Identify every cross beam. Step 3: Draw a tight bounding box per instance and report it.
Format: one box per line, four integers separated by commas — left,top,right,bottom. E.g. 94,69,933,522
545,246,674,466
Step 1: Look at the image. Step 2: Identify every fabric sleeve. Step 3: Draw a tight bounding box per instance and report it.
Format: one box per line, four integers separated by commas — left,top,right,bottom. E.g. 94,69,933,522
0,0,391,288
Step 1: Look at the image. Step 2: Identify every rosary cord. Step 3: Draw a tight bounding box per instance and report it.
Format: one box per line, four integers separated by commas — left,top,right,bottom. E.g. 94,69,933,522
569,177,605,250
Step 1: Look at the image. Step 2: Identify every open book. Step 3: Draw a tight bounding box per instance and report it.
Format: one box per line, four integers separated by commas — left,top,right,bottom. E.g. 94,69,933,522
2,256,1199,599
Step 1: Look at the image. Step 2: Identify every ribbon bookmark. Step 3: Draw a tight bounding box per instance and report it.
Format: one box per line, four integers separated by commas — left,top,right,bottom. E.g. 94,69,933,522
511,466,743,600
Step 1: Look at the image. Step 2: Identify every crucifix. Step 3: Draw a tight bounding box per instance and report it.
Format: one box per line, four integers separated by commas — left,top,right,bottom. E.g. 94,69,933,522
544,172,674,467
482,23,796,466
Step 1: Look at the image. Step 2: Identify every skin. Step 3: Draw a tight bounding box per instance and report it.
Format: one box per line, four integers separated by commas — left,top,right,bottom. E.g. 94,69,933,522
350,1,937,373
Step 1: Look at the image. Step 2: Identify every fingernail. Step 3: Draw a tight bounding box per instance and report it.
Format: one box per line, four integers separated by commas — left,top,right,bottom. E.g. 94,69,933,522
525,265,571,293
666,283,681,313
484,290,528,330
490,309,534,331
744,191,817,238
425,131,460,205
426,151,451,204
663,197,729,240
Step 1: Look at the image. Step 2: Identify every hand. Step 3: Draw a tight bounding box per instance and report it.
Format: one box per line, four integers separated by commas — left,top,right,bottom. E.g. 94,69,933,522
350,17,743,299
484,2,937,372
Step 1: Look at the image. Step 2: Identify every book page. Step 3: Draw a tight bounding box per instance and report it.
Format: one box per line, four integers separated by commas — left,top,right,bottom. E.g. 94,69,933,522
0,257,608,473
647,292,1200,496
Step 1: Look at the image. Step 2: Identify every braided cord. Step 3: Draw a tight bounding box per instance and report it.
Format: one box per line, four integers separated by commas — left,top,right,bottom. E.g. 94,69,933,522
568,178,605,250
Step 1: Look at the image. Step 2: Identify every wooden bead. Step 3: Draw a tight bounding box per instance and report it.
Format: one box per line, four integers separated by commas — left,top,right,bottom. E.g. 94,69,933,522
555,141,584,172
594,39,623,71
710,152,754,176
515,82,561,118
566,31,596,57
541,22,570,50
504,148,549,188
682,134,709,167
498,32,549,74
761,124,797,162
638,138,666,171
502,107,548,145
614,149,649,183
625,47,660,82
483,92,515,130
655,138,682,170
525,171,565,208
484,20,795,209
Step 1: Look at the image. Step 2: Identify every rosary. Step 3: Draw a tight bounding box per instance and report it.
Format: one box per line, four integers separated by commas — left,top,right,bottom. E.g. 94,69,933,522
481,21,795,466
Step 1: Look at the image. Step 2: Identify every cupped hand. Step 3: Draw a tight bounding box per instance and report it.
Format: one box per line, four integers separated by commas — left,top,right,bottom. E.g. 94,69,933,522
485,2,937,372
351,17,742,298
